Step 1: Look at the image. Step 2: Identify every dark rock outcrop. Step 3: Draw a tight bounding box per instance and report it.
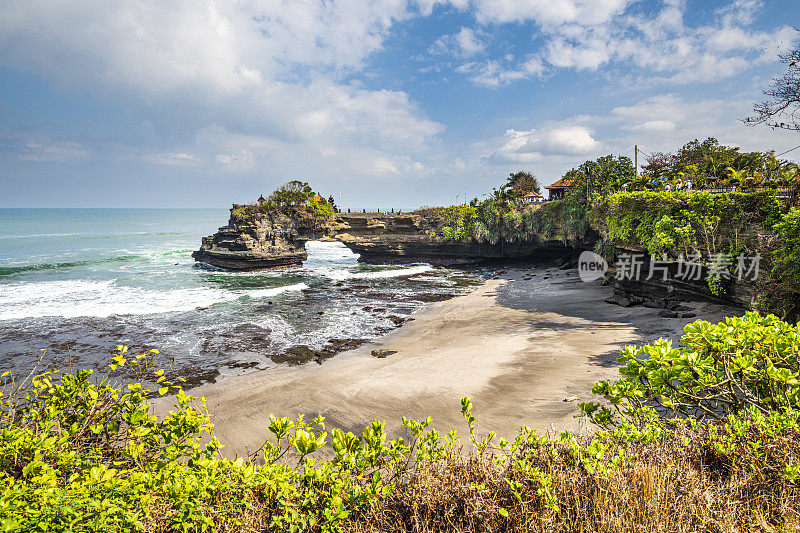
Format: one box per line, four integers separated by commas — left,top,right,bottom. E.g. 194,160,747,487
193,209,575,271
192,208,325,270
193,206,753,310
604,246,755,309
332,213,572,265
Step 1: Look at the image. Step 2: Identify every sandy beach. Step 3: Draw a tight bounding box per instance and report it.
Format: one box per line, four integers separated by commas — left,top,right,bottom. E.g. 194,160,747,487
187,265,739,458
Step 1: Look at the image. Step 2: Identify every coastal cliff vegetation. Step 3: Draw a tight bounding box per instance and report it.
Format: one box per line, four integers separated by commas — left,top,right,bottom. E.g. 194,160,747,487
432,138,800,319
231,181,335,227
3,313,800,532
435,138,797,250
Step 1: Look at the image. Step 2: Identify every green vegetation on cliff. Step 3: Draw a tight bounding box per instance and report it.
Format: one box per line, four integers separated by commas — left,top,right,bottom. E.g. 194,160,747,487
594,191,800,318
433,137,799,318
761,207,800,319
4,313,800,531
593,190,783,258
231,180,334,227
434,155,635,246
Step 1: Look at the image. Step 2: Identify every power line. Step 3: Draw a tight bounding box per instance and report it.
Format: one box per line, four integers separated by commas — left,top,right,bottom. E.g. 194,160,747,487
776,144,800,157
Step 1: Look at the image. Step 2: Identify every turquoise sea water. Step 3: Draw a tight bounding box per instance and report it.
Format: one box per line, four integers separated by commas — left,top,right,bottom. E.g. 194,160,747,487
0,209,482,386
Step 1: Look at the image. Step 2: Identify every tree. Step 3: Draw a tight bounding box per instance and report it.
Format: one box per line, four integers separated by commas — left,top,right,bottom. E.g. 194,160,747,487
265,180,314,212
642,138,748,180
746,31,800,131
577,155,634,193
641,152,673,179
495,171,541,202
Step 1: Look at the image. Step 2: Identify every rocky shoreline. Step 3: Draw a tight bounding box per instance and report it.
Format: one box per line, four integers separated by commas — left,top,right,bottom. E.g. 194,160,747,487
194,206,755,313
193,208,577,270
184,263,743,458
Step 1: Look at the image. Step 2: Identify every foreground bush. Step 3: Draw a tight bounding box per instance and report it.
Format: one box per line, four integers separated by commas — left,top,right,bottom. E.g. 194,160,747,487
582,312,800,426
2,314,800,532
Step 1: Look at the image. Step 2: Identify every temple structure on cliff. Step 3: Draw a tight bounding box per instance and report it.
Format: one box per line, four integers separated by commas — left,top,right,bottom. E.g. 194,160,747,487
520,191,544,203
545,176,578,200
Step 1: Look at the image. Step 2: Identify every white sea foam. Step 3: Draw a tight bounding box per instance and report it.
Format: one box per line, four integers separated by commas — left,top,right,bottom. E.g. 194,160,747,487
358,265,432,279
253,306,396,351
303,241,432,280
0,279,307,320
0,233,81,239
243,282,308,299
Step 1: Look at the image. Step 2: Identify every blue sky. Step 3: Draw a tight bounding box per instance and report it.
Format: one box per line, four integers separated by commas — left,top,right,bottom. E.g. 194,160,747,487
1,0,799,208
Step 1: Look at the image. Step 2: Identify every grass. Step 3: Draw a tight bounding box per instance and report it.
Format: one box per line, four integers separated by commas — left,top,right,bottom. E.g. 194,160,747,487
347,421,800,532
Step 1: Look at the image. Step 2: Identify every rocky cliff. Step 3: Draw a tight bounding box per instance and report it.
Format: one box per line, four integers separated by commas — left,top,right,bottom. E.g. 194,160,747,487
605,245,756,310
192,207,326,270
193,208,575,270
193,205,755,310
332,213,572,265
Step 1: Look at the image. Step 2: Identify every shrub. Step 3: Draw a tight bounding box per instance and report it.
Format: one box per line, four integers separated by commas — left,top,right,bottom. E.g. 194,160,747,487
6,314,800,531
759,207,800,321
594,190,783,258
436,205,477,241
581,312,800,427
594,190,785,298
0,349,410,532
434,192,591,246
362,408,800,532
230,181,334,227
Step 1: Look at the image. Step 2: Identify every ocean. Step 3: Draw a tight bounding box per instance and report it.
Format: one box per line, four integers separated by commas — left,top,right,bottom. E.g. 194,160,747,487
0,208,484,387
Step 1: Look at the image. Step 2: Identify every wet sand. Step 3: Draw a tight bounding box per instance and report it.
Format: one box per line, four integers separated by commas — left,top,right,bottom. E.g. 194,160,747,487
182,266,740,457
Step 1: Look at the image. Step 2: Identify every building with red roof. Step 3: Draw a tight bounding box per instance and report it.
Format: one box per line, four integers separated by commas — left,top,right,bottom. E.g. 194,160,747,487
544,175,579,200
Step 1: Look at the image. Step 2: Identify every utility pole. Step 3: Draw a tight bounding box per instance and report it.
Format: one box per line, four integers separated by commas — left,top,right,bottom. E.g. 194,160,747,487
634,145,638,177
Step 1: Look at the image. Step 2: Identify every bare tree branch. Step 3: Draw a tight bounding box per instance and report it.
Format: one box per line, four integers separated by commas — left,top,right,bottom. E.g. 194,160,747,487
746,29,800,131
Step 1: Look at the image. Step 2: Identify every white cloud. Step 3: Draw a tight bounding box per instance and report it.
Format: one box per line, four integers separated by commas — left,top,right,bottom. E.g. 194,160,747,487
547,37,611,70
635,120,676,132
0,0,444,179
611,95,726,129
490,125,600,163
718,0,761,27
470,0,632,26
431,0,795,87
19,141,90,162
457,56,544,87
430,27,485,57
540,1,796,82
606,93,800,166
215,151,254,172
1,0,798,208
476,92,800,189
0,0,426,93
143,152,200,166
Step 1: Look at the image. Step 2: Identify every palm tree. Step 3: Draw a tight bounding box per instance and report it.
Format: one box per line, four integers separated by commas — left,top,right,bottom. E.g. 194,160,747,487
764,154,783,181
632,174,651,191
707,156,721,178
726,166,748,185
778,166,798,187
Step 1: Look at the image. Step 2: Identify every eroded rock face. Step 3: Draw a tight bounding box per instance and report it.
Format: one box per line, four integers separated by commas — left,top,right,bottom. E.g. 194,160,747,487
332,213,572,265
606,246,755,309
193,208,575,271
192,209,325,270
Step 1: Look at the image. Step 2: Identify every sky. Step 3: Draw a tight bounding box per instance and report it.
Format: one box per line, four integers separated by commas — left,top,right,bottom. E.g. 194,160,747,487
1,0,799,209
